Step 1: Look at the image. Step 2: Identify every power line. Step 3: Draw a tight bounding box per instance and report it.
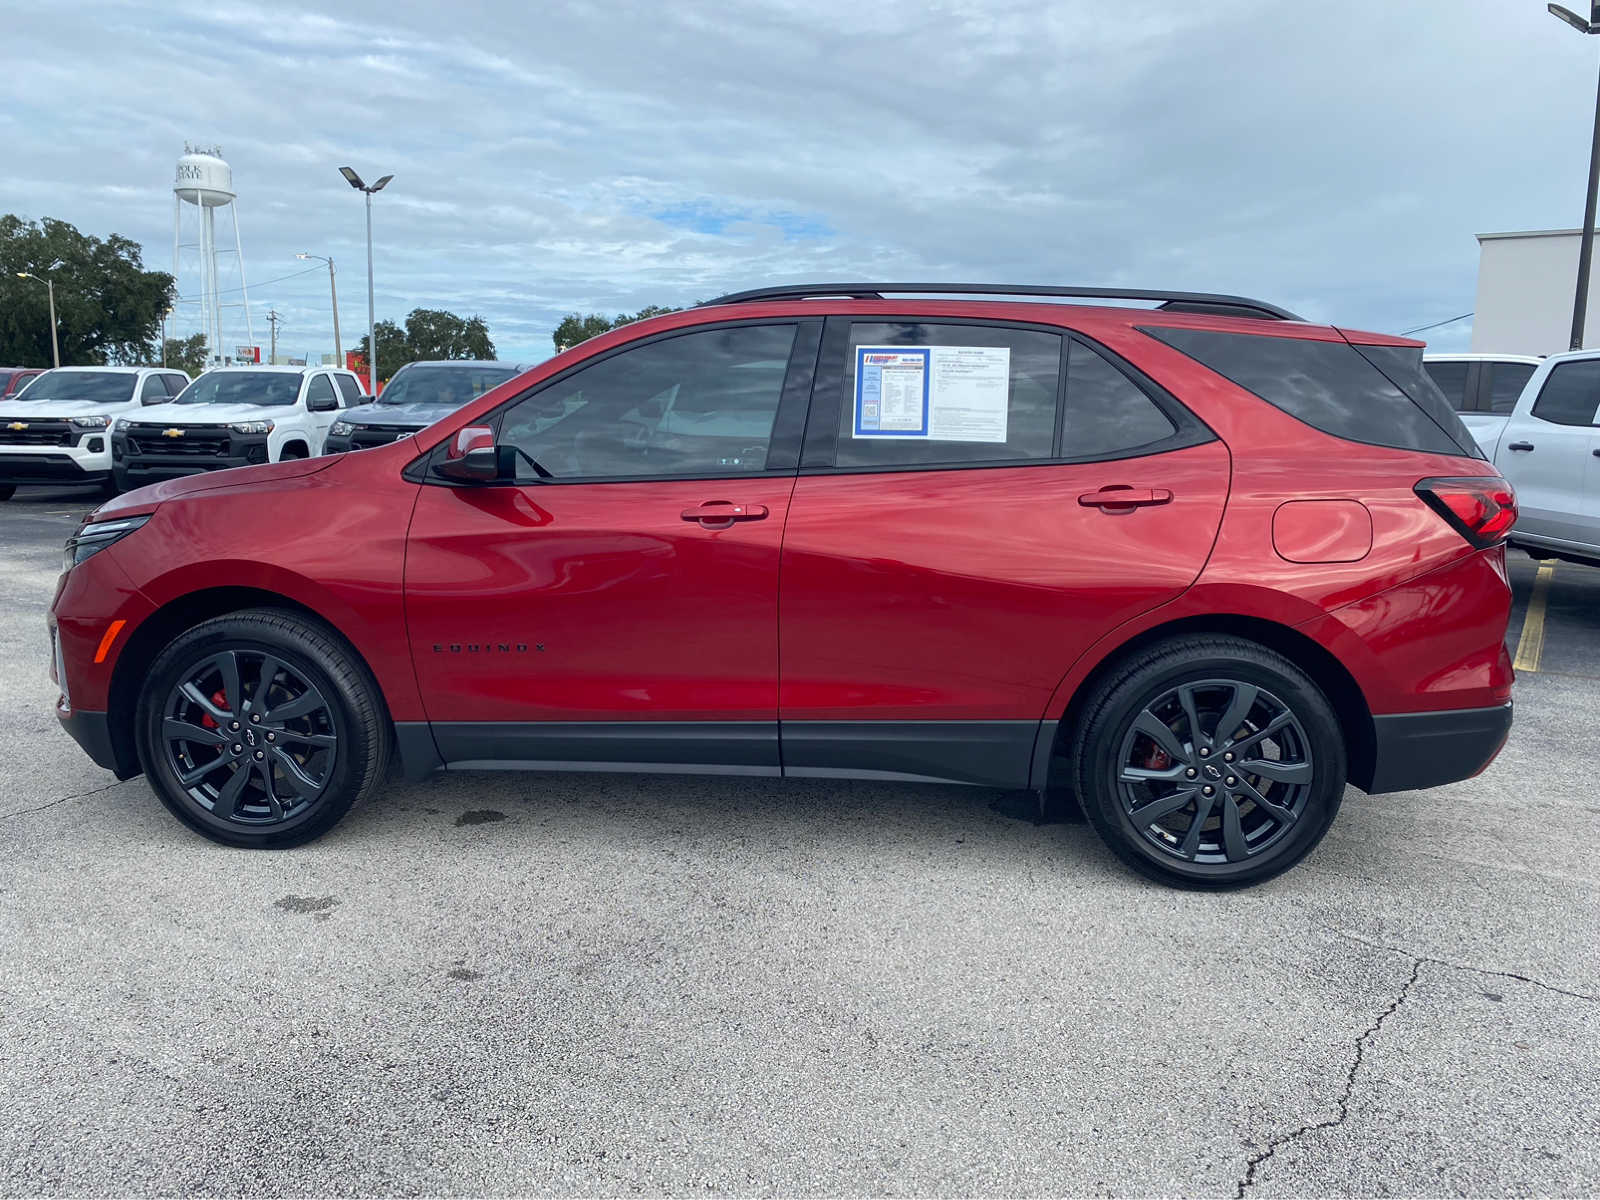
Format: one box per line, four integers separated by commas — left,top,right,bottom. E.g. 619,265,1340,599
169,263,325,305
1399,311,1473,336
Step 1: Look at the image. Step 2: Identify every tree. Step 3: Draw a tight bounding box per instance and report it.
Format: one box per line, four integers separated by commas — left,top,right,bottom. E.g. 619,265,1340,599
160,333,208,376
0,215,174,367
552,304,681,352
349,309,495,382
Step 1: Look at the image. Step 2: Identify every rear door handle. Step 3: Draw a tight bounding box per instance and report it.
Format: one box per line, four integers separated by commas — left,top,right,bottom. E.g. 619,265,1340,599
1507,441,1535,451
1078,487,1174,510
681,501,769,527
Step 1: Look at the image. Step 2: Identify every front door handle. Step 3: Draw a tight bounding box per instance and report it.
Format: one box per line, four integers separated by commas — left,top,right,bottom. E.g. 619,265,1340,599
1078,487,1174,510
1507,441,1535,452
681,501,769,528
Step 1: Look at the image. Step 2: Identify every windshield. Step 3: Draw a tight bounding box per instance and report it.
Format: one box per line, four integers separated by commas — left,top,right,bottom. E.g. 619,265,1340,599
174,372,304,407
378,364,517,407
11,371,136,404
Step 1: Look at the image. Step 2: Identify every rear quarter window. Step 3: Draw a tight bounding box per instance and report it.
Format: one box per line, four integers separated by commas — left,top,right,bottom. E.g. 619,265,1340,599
1141,327,1479,458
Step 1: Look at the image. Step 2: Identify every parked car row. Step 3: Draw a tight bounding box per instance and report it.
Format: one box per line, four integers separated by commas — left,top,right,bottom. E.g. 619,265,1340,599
0,359,521,500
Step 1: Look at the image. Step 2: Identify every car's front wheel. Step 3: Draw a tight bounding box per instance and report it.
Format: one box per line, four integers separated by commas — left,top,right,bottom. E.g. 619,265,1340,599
134,608,390,848
1070,635,1345,889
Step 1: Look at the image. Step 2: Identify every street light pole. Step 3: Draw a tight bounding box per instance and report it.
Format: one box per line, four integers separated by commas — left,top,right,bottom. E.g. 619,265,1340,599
296,253,341,367
1550,3,1600,349
339,167,393,395
15,269,61,367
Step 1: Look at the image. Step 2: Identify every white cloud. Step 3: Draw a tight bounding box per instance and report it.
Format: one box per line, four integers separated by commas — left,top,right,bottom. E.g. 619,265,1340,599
0,0,1589,359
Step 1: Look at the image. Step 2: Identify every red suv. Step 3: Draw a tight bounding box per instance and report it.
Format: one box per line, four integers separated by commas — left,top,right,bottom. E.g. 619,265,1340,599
49,284,1515,887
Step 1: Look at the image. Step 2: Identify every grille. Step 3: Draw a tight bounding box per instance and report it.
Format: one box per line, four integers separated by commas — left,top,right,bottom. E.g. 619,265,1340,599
0,420,74,447
126,424,232,457
351,425,413,449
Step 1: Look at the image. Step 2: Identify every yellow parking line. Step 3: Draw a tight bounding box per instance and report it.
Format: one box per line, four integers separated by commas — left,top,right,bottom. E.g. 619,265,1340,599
1513,562,1556,673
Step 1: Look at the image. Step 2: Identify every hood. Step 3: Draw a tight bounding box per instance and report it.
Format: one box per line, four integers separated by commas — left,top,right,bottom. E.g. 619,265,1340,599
338,400,457,429
93,454,340,517
0,398,138,420
126,401,291,426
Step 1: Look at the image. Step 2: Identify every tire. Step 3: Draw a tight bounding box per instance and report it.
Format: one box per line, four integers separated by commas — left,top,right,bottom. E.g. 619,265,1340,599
0,485,13,501
134,608,390,848
279,443,308,461
101,475,121,497
1070,635,1345,889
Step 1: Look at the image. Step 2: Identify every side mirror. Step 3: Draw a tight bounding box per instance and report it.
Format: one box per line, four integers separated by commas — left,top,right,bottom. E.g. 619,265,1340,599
432,425,509,483
307,394,339,412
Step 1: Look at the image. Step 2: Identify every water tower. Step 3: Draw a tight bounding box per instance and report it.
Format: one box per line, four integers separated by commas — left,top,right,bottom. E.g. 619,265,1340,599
172,144,254,362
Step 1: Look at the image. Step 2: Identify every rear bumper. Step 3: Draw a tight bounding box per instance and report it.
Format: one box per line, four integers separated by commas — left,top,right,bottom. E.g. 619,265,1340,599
1365,702,1512,794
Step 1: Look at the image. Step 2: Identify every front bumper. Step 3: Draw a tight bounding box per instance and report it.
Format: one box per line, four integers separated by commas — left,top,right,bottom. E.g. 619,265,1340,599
1365,702,1512,794
112,431,269,483
0,452,110,484
56,701,136,778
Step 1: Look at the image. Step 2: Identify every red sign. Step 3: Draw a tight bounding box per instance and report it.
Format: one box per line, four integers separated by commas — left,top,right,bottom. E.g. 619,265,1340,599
235,345,261,363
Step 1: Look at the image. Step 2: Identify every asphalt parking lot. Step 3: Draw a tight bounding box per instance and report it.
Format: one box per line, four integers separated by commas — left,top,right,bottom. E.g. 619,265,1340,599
1,484,1596,1197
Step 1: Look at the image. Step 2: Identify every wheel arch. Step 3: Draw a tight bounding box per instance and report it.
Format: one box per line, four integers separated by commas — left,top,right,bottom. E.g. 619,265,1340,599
278,438,310,460
1052,613,1378,793
105,586,393,780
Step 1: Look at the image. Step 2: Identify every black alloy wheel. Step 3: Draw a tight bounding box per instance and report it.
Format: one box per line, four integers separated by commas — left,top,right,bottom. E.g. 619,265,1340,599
159,649,339,825
1071,635,1345,888
136,609,389,848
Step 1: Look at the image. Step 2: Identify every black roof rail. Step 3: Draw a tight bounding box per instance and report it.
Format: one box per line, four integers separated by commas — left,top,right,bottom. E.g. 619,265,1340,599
699,283,1303,322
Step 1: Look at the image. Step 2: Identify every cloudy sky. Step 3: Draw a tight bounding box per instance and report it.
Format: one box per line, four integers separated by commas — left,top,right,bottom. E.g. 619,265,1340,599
1,0,1593,362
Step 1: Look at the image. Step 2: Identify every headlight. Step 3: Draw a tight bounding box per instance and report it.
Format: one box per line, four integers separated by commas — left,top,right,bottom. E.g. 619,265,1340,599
63,514,151,572
226,420,274,435
69,415,112,429
114,418,132,433
330,421,355,437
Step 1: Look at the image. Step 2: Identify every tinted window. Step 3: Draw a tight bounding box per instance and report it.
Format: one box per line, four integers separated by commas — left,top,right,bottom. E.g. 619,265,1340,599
1485,363,1536,415
379,363,518,407
1355,345,1482,457
836,323,1060,468
1423,361,1471,412
305,375,338,409
11,371,136,404
1143,328,1469,457
335,375,362,404
1064,341,1176,456
498,324,796,482
175,372,303,406
163,374,188,396
139,376,168,404
1531,360,1600,426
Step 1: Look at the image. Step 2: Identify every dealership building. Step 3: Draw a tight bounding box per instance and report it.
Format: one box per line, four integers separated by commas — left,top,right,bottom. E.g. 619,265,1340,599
1472,227,1600,354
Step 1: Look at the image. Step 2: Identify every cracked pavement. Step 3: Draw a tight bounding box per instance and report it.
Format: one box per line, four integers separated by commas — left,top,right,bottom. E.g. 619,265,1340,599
1,485,1597,1196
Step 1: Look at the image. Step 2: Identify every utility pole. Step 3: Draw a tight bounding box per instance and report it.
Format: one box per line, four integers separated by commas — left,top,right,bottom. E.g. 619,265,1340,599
266,308,282,365
1549,3,1600,348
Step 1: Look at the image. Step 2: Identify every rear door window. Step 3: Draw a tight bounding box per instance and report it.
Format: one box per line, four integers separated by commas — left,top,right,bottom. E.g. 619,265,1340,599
1142,327,1478,457
139,375,168,404
1531,360,1600,426
1485,362,1537,416
334,374,363,405
1423,361,1471,413
834,322,1061,468
305,374,338,410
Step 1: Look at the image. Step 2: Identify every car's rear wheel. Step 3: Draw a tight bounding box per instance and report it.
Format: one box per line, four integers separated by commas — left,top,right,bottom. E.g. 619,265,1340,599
1070,635,1345,889
134,608,389,848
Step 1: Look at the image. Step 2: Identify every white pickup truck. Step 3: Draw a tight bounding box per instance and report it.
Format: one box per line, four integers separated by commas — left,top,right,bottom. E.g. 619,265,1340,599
1439,349,1600,565
110,365,366,490
0,365,192,500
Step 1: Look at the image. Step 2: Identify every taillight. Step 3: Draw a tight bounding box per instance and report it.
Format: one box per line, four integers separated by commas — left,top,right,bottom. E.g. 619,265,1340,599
1414,476,1517,548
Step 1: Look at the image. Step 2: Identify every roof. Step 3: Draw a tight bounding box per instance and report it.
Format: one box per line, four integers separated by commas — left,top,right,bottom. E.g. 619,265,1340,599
1476,228,1600,242
399,360,530,370
36,365,167,374
1423,352,1544,363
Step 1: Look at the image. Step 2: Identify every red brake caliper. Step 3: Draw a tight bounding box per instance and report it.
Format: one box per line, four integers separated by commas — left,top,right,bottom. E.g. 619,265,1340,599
198,688,229,730
1140,743,1172,771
